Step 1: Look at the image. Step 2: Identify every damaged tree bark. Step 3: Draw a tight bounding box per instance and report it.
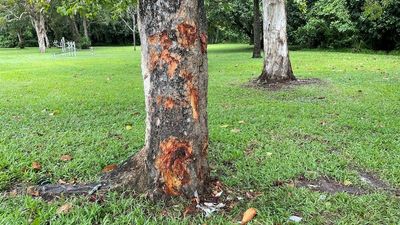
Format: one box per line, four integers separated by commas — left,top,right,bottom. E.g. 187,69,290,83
257,0,296,83
39,0,209,200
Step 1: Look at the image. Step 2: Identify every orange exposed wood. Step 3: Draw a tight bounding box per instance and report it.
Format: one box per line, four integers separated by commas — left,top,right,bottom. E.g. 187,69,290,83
164,97,175,109
156,137,193,195
177,23,197,48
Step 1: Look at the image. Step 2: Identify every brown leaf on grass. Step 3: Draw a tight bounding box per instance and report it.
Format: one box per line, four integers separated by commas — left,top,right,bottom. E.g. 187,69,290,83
102,164,118,173
26,186,39,197
57,203,73,215
32,162,41,171
241,208,257,225
60,155,73,161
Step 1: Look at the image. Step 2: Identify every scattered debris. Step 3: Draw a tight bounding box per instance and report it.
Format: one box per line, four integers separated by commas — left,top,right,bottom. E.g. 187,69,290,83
230,128,241,133
26,186,39,197
196,202,225,217
288,215,302,223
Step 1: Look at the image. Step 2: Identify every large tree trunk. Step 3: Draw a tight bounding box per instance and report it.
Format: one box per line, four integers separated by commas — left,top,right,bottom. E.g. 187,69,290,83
257,0,296,83
82,17,89,39
252,0,262,58
106,0,209,198
32,13,46,53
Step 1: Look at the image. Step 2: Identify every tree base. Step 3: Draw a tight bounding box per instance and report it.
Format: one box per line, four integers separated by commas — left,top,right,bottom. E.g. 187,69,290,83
256,71,297,84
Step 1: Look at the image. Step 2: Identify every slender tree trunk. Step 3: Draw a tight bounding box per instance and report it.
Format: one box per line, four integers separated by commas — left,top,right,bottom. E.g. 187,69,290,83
44,32,50,48
132,11,136,51
32,13,46,53
71,16,81,41
17,31,25,49
82,17,89,39
252,0,262,58
257,0,296,83
105,0,209,198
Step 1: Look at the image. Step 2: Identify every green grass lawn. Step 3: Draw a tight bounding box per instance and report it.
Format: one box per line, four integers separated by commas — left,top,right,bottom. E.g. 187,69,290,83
0,44,399,224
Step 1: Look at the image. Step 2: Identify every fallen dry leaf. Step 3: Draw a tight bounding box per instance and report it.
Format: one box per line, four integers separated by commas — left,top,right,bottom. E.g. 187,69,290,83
49,110,60,116
60,155,73,161
102,164,118,173
343,180,353,186
32,162,42,171
57,203,73,215
125,124,133,130
238,120,246,124
58,179,68,184
230,128,241,133
241,208,257,225
26,186,39,197
220,124,230,128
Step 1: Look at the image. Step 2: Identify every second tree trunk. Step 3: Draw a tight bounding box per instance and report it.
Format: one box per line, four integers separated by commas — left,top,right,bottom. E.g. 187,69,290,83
257,0,296,83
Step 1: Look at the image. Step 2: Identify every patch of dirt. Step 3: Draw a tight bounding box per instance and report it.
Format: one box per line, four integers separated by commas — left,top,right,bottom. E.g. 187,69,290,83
293,171,400,196
246,78,323,91
295,176,368,195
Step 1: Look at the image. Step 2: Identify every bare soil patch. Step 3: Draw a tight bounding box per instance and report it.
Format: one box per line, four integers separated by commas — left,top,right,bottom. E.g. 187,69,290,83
246,78,323,91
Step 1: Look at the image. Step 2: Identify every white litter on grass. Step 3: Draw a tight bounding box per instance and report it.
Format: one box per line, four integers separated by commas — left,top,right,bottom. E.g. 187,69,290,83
289,216,303,223
214,191,223,197
196,202,226,217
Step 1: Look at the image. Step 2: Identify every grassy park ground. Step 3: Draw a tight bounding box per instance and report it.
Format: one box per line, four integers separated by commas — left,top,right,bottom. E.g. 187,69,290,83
0,44,399,224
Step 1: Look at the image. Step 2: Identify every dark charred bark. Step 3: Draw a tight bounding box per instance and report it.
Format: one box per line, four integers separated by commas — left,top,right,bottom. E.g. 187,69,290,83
257,0,296,83
252,0,262,58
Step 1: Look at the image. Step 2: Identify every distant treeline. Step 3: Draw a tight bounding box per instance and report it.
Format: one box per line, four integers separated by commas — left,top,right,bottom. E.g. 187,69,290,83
1,0,399,51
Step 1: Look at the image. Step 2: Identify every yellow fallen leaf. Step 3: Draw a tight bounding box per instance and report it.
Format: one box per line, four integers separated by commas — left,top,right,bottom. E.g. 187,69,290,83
241,208,257,225
266,152,273,157
125,124,133,130
343,180,352,186
220,124,229,128
49,110,60,116
231,128,240,133
238,121,245,124
57,203,73,215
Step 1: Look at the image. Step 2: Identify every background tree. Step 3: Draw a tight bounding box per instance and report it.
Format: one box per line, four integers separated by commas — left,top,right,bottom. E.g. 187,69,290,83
0,1,30,48
257,0,296,83
109,0,138,50
252,0,261,58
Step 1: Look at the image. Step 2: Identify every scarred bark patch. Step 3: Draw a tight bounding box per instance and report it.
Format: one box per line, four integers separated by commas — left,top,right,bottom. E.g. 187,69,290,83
156,137,193,195
164,97,175,109
188,84,199,121
148,32,180,78
177,23,197,48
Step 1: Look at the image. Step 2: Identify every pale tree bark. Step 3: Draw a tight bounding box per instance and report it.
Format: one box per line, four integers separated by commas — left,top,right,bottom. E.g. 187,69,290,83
83,17,89,39
257,0,296,83
105,0,209,198
252,0,261,58
32,12,46,53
